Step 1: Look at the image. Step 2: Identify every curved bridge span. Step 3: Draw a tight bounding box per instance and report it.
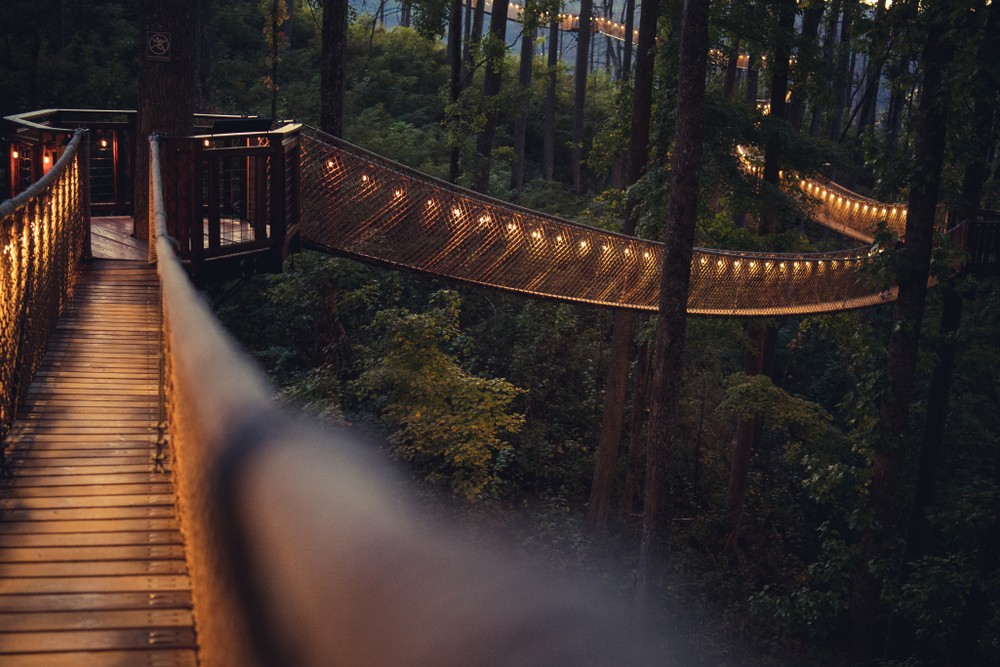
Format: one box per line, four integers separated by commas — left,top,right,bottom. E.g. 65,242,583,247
299,128,901,317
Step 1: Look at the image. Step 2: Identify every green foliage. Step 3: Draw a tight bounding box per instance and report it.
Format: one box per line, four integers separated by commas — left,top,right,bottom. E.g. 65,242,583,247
354,291,524,501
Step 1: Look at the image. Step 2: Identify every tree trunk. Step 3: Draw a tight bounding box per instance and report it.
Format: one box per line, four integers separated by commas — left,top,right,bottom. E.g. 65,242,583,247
543,17,559,181
572,0,594,194
400,0,411,28
787,1,824,131
846,11,954,659
882,282,964,660
465,0,486,88
472,0,509,193
827,0,857,145
320,0,348,137
722,38,740,103
449,0,463,183
270,0,280,121
622,0,635,82
135,0,196,243
585,0,661,537
635,0,710,604
743,52,759,107
511,27,535,202
620,322,650,525
196,0,212,112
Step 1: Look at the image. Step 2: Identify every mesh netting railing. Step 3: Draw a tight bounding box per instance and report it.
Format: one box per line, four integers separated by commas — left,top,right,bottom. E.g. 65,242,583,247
797,176,908,244
299,128,896,317
0,129,88,467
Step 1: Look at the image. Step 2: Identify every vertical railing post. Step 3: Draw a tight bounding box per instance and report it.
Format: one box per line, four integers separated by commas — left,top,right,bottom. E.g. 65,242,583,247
269,133,287,269
79,128,92,259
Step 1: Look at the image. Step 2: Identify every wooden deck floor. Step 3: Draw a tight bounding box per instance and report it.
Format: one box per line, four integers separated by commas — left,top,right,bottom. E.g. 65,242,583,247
0,260,197,667
91,217,148,262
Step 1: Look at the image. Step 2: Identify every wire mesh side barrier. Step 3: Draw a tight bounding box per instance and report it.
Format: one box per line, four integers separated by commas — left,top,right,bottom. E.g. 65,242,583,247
0,129,88,475
298,128,896,317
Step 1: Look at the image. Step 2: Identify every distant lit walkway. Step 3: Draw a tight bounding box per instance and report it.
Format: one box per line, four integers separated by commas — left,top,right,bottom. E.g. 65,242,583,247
0,258,197,667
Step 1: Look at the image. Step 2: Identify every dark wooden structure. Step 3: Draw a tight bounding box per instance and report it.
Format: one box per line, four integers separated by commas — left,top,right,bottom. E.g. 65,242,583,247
158,123,302,285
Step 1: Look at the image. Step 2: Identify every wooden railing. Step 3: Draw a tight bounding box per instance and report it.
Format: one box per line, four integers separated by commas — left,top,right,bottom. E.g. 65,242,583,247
0,129,89,472
157,124,301,285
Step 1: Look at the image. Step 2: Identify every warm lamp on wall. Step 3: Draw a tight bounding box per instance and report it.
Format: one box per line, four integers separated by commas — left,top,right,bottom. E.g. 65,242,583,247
43,155,51,165
101,139,108,148
11,150,17,159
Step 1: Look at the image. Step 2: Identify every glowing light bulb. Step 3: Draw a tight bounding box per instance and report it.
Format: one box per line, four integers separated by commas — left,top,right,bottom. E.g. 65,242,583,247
101,139,108,148
395,190,402,197
204,139,210,146
426,199,433,206
361,175,369,182
624,249,630,255
580,241,587,248
644,253,650,259
43,155,50,164
327,161,334,168
557,235,562,242
700,258,706,264
453,208,460,217
11,150,17,159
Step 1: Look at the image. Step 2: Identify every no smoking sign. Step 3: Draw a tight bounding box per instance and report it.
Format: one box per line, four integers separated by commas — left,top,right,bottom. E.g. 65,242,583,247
147,32,171,62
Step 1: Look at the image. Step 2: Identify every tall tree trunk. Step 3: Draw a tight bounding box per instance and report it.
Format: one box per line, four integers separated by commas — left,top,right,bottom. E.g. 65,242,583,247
270,0,280,120
883,5,998,656
622,0,635,82
635,0,710,604
511,27,535,201
620,322,650,525
827,0,857,146
572,0,594,194
543,17,559,181
449,0,463,183
320,0,348,137
586,0,661,537
465,0,486,88
135,0,196,243
846,11,954,659
722,37,740,103
401,0,411,28
473,0,509,193
196,0,213,112
787,1,825,132
882,282,964,661
743,52,760,107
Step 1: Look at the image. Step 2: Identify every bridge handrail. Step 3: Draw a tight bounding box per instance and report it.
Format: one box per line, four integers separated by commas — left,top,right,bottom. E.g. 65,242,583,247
150,134,663,667
299,127,897,316
1,129,88,467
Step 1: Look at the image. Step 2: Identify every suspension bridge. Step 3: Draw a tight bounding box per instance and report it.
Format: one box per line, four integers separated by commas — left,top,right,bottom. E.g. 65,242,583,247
1,110,997,666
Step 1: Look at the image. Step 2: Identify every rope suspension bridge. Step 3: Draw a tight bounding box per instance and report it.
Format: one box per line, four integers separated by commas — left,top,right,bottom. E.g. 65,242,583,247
1,110,997,666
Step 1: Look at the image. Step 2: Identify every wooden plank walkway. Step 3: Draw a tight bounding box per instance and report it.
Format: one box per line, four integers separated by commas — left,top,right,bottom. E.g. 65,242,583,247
0,259,197,667
91,217,149,262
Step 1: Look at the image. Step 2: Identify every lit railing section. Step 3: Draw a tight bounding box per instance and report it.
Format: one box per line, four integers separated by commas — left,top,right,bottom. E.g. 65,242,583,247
299,128,894,316
0,129,87,453
798,176,908,243
460,0,640,43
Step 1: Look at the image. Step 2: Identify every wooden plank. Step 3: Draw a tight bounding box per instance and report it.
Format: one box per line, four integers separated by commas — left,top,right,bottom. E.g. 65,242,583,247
0,560,187,577
0,532,183,548
0,495,175,511
5,451,158,461
0,591,192,613
0,627,197,652
0,545,185,563
0,575,191,595
0,475,170,489
0,485,172,499
8,457,155,467
0,608,193,632
0,649,196,667
0,506,174,522
0,518,179,534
